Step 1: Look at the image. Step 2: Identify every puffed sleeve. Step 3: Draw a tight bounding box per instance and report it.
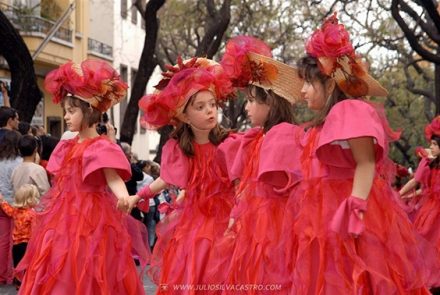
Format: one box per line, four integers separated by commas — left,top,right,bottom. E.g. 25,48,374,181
216,132,244,182
82,138,131,184
316,99,387,168
46,139,76,175
414,157,431,188
160,139,189,188
230,127,262,181
258,123,303,189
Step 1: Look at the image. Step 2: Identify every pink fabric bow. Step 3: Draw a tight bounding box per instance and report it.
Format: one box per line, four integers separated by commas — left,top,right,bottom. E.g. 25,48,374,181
330,195,367,237
137,186,155,213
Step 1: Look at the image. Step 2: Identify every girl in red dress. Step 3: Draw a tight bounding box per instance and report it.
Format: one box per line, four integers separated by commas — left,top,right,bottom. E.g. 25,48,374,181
133,57,238,294
16,60,150,295
283,14,440,294
400,116,440,252
205,36,303,294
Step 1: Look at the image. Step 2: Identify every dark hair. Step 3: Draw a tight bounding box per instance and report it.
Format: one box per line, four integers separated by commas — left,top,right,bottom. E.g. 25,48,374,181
170,93,230,157
18,121,31,135
0,130,20,160
18,134,38,157
297,55,346,127
40,135,60,161
61,96,101,128
0,106,18,128
248,85,296,132
430,135,440,169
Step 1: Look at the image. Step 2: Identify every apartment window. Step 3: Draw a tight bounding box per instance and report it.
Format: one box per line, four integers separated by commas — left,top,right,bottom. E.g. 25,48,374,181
121,0,127,18
131,5,138,24
119,65,128,129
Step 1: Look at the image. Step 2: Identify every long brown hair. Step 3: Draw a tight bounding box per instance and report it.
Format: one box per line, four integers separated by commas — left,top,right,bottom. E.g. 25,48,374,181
61,96,101,129
297,55,346,127
430,135,440,169
170,94,230,157
248,85,296,132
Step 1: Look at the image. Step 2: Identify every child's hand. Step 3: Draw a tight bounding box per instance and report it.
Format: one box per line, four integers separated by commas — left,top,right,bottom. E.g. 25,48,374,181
0,193,4,200
128,195,141,211
117,196,130,213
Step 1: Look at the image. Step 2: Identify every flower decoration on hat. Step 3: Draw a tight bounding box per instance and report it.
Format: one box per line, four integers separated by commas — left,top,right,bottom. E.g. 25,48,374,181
424,115,440,141
139,57,233,129
44,59,128,112
306,13,387,97
221,36,302,103
395,163,409,178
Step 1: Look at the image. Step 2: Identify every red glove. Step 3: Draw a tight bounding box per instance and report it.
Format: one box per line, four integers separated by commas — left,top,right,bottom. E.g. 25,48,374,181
330,195,367,237
137,186,155,213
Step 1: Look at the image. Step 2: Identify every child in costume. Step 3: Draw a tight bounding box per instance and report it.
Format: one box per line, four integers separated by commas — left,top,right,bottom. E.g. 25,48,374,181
0,184,39,288
283,13,440,294
15,60,149,295
134,57,238,293
205,36,303,294
400,116,440,252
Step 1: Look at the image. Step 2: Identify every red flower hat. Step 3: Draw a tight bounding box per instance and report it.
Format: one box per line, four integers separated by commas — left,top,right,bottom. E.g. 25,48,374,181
424,115,440,141
139,57,233,129
44,60,128,112
305,13,388,98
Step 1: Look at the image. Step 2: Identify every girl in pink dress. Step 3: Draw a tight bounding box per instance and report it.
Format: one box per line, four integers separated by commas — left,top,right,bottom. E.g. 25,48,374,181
400,116,440,252
205,36,303,294
133,57,238,293
283,14,440,294
15,60,149,295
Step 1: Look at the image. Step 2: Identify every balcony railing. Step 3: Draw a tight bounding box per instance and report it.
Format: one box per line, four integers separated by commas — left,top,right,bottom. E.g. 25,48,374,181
1,3,72,43
88,38,113,58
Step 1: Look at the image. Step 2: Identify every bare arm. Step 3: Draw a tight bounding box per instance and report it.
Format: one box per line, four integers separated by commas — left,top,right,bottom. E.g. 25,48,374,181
1,84,10,107
103,168,130,212
348,137,376,200
399,178,418,197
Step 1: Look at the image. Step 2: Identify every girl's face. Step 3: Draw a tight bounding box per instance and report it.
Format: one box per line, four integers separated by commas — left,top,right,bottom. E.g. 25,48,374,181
183,90,218,131
245,96,270,127
430,139,440,157
63,103,84,132
300,79,327,111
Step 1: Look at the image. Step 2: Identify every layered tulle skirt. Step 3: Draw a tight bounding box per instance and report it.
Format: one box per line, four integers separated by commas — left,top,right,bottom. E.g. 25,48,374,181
16,188,149,295
282,177,440,295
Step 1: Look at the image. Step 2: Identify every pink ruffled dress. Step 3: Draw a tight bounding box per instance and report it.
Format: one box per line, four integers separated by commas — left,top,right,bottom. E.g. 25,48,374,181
16,136,150,295
413,157,440,251
148,136,238,294
283,99,440,294
207,123,303,294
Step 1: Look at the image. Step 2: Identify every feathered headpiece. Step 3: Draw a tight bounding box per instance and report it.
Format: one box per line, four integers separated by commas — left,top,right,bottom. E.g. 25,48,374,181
221,36,302,103
305,13,388,98
44,59,128,112
138,57,233,129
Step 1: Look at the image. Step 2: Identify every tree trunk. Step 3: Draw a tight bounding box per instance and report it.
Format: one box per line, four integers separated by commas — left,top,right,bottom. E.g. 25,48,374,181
0,9,41,122
119,0,166,144
435,62,440,115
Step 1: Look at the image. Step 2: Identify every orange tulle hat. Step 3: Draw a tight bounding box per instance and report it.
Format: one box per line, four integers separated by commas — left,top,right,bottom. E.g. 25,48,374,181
304,13,388,98
221,36,302,104
138,57,234,129
424,115,440,141
44,59,128,112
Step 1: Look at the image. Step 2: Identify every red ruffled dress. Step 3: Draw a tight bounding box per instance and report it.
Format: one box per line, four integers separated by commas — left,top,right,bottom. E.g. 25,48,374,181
148,137,237,294
207,123,303,294
413,157,440,251
284,100,440,295
16,136,150,295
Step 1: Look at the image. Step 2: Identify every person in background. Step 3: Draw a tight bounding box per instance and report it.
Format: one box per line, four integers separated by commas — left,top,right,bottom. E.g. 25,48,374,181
0,185,39,289
0,106,19,141
0,81,10,107
12,135,50,196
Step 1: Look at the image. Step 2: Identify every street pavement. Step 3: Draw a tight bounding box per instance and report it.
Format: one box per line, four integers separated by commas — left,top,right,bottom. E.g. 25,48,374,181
0,272,157,294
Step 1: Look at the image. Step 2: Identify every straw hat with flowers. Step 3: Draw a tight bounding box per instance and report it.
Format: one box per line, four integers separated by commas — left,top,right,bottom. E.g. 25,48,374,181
221,36,302,104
